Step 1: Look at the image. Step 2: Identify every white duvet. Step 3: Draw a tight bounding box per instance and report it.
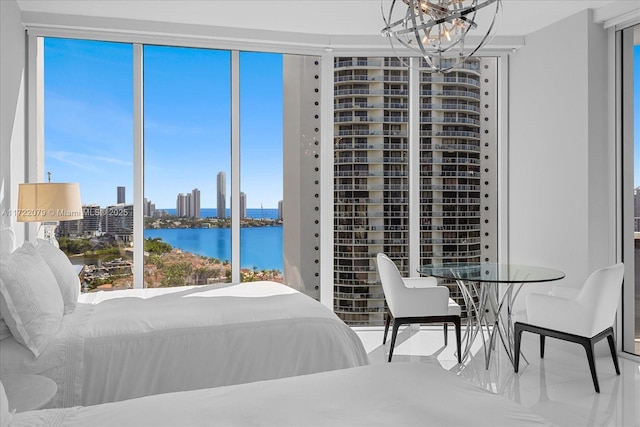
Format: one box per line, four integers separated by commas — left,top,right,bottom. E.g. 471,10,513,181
0,281,369,407
9,363,555,427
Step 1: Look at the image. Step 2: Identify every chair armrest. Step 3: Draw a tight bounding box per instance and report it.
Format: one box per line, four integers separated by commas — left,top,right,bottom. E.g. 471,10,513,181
392,285,451,318
402,277,437,288
526,293,589,336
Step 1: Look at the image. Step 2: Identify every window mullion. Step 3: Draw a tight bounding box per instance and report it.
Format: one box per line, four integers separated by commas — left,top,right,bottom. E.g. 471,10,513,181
133,43,144,288
408,57,421,276
231,50,241,283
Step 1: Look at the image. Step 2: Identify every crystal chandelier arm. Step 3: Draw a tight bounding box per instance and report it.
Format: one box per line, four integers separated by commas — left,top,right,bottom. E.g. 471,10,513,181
387,0,498,37
381,0,501,73
405,0,449,15
461,1,501,59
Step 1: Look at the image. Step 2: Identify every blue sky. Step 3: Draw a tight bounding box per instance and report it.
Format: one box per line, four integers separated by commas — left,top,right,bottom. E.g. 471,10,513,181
41,40,640,199
44,38,283,209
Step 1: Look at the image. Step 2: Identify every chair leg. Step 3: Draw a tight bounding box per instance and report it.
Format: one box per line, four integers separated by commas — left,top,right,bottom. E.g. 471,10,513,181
606,331,620,375
383,311,391,345
388,319,402,362
515,323,619,393
443,323,448,346
582,339,600,393
514,323,524,373
455,318,461,364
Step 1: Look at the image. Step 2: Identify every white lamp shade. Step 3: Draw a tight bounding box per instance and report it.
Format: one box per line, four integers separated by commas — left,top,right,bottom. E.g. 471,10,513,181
17,183,83,222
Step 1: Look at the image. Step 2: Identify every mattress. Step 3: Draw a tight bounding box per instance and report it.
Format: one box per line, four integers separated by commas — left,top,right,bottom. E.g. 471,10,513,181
0,281,369,407
9,362,555,427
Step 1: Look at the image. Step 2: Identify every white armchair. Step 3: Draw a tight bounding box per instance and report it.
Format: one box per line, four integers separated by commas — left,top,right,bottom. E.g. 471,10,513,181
514,263,624,393
376,253,461,363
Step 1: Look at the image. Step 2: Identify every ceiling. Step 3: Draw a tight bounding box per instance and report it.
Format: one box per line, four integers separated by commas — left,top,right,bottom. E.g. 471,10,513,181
15,0,640,49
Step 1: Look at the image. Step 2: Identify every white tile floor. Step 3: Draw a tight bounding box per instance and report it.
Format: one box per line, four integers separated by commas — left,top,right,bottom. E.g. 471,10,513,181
355,326,640,427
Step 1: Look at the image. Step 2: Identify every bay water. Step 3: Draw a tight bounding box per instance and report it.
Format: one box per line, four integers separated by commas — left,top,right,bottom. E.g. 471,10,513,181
146,208,283,271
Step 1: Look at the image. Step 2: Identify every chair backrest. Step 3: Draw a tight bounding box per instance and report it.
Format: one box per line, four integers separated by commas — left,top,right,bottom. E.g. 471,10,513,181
577,263,624,337
376,253,406,314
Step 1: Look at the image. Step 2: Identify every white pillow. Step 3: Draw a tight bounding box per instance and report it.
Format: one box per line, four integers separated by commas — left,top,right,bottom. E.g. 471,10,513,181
0,242,64,358
0,381,12,427
36,239,80,314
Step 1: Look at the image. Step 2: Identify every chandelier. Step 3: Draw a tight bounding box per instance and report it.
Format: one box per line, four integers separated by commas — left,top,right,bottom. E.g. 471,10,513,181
381,0,501,73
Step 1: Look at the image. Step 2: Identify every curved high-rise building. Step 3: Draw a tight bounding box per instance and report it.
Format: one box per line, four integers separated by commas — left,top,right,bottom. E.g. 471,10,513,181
333,57,497,326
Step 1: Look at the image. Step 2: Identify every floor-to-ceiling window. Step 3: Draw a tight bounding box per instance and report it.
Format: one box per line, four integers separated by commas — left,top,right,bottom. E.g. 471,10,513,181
142,46,232,287
39,34,499,319
43,38,134,291
332,56,498,326
239,52,284,283
39,36,304,294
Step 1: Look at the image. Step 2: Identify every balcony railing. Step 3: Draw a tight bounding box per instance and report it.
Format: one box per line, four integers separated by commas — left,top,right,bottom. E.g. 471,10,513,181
420,76,480,86
420,103,481,112
420,90,480,99
421,143,481,152
335,59,384,68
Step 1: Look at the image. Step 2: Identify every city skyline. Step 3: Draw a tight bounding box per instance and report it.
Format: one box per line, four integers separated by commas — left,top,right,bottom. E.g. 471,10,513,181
84,184,278,216
43,39,283,209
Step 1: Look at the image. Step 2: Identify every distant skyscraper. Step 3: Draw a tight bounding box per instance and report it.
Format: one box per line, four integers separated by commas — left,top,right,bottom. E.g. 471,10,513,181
143,198,156,217
185,193,192,217
240,192,246,220
191,188,201,218
117,186,125,204
217,172,226,219
176,193,187,217
176,190,200,218
278,200,283,221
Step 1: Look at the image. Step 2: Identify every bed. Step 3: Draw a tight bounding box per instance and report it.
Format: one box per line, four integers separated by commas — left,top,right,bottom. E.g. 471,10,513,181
4,362,554,427
0,236,369,408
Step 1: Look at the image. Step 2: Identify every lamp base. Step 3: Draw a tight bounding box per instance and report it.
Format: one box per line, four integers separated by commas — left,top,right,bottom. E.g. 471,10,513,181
42,221,60,248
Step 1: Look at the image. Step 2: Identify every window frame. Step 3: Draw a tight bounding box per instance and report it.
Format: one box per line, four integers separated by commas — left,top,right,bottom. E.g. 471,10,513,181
26,28,509,313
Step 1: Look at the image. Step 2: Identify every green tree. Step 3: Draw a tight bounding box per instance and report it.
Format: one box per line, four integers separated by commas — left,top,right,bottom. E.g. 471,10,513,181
58,237,92,255
148,253,164,267
160,262,192,287
144,237,172,254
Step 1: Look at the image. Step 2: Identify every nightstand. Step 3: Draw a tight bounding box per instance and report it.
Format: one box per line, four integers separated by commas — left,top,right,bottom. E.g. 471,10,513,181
0,374,57,412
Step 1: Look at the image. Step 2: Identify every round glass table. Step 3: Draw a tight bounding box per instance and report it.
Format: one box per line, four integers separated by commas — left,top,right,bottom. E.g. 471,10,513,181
418,262,565,368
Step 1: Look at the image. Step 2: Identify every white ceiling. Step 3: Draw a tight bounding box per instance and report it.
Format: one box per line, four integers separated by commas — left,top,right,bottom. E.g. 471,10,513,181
15,0,640,49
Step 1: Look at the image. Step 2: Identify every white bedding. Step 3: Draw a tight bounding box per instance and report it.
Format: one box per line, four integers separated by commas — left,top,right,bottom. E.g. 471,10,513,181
0,281,369,407
9,363,555,427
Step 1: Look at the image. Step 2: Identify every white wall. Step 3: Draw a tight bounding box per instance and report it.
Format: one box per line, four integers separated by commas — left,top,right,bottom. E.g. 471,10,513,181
508,9,612,307
0,0,27,246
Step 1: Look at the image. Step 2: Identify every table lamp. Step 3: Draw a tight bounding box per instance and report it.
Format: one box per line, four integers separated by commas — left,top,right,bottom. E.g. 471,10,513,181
17,182,83,247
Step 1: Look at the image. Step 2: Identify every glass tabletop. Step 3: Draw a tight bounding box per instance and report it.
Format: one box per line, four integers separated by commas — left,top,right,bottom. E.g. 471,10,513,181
418,262,565,283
